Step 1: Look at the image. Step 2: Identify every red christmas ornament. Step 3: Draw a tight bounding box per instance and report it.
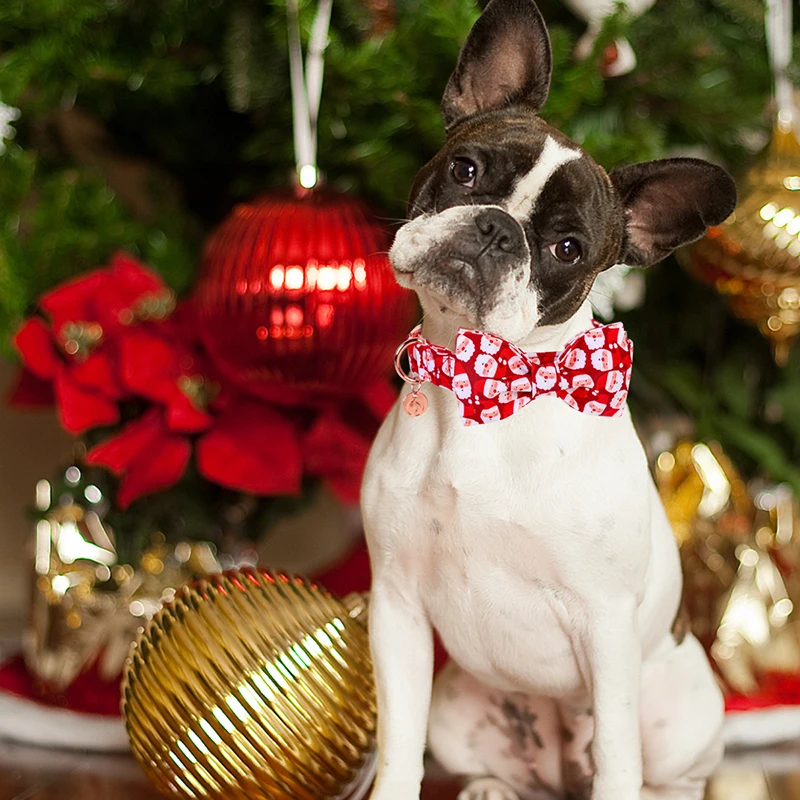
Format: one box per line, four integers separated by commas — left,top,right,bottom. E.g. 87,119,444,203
194,191,415,399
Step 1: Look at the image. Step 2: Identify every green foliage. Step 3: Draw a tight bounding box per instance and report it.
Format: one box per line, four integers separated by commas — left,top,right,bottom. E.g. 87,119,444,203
1,0,799,504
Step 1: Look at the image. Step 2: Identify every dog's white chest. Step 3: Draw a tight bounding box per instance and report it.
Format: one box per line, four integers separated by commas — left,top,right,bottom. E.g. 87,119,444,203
363,389,654,698
421,497,588,695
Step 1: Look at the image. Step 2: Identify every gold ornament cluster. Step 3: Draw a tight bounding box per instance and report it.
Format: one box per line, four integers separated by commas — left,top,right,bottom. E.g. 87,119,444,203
28,479,219,691
122,568,376,800
685,125,800,365
656,441,800,694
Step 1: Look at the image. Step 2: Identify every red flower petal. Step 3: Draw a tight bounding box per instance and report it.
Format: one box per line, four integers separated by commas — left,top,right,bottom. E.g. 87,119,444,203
7,368,56,407
13,318,59,379
40,270,107,332
303,413,370,505
40,253,166,334
101,253,166,329
119,329,180,402
108,252,163,298
70,351,125,400
166,393,213,434
86,406,191,506
325,475,362,506
196,402,302,495
116,434,191,508
118,329,211,433
55,369,119,433
85,408,165,474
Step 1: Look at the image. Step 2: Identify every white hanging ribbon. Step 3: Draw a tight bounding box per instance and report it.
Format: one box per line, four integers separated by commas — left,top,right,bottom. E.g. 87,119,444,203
765,0,794,130
287,0,333,188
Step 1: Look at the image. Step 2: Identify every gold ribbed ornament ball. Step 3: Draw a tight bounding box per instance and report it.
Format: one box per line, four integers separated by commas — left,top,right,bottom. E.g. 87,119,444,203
684,123,800,366
122,568,376,800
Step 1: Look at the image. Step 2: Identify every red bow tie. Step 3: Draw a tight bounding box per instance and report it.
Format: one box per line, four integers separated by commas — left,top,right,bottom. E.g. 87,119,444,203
405,321,632,425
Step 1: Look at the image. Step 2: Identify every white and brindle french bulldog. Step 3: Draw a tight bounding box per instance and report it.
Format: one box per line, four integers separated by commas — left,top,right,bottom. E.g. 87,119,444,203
361,2,737,800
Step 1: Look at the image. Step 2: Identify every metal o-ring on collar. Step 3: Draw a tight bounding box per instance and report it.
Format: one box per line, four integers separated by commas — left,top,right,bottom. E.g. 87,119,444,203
394,337,421,386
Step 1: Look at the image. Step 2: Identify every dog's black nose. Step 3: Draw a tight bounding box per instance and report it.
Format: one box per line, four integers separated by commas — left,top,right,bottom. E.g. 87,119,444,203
475,208,522,254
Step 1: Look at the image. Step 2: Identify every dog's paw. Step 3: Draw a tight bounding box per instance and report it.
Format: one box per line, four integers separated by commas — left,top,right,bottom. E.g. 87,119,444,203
458,777,520,800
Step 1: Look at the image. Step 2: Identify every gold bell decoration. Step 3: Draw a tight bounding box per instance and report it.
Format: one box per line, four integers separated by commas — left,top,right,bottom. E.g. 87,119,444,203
683,0,800,366
122,568,376,800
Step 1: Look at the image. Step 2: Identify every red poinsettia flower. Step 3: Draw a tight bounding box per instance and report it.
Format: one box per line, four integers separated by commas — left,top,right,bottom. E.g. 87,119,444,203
84,299,211,506
12,252,175,433
21,254,396,507
85,296,387,507
86,377,393,508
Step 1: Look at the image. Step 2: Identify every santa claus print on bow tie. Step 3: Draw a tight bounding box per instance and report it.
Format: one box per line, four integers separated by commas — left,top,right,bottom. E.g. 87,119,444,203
408,321,632,426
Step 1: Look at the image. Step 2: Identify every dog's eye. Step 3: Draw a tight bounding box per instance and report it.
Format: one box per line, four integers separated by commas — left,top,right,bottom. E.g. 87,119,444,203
450,158,477,188
549,238,583,264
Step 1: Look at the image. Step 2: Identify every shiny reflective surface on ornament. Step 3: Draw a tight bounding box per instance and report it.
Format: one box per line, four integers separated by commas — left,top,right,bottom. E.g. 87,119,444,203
194,191,415,396
26,474,220,693
685,124,800,365
122,569,376,800
656,441,800,698
656,441,752,547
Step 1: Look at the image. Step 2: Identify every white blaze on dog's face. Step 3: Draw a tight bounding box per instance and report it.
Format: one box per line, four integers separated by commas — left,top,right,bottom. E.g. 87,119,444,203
389,0,737,344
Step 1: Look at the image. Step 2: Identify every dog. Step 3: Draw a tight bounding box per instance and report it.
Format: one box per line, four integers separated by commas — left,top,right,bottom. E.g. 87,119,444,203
361,2,737,799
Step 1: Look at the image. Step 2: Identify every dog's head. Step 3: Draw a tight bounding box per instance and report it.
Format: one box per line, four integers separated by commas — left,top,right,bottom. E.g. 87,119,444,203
390,0,737,342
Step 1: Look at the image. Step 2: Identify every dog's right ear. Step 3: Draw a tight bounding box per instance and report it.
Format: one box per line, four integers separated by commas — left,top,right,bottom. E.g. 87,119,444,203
441,0,552,132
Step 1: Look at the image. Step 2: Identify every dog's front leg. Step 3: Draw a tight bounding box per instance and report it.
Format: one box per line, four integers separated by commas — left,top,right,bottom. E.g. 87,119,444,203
368,576,434,800
586,598,642,800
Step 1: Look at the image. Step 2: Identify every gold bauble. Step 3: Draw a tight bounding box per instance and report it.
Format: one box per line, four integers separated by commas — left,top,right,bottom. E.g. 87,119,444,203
122,568,376,800
684,124,800,365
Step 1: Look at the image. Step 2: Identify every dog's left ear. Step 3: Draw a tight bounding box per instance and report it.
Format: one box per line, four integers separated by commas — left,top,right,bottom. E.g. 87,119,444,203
609,157,737,267
441,0,552,131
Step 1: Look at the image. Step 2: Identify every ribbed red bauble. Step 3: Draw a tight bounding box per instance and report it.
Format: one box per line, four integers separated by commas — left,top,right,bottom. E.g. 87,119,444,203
194,191,415,398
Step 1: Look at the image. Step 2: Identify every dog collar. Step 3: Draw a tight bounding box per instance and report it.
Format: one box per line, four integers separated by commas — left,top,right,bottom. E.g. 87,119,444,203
395,321,633,425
